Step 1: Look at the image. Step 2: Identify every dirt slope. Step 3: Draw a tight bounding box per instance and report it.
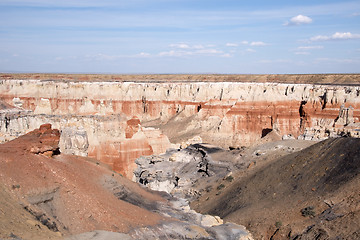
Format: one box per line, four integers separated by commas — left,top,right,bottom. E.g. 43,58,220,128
192,138,360,239
0,124,166,239
0,185,62,240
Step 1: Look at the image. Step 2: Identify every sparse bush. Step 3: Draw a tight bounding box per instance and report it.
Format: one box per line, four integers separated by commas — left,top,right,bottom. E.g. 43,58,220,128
217,184,225,190
225,175,234,182
275,221,282,228
301,206,315,218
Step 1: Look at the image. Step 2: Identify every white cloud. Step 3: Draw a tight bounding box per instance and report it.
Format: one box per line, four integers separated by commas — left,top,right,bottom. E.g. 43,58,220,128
83,52,151,60
295,52,310,55
250,41,267,46
169,43,208,50
158,50,190,57
246,48,256,53
221,53,232,58
196,49,223,54
332,32,360,39
309,35,330,41
241,41,249,45
160,43,224,57
158,45,224,57
310,32,360,41
297,46,323,50
135,52,151,57
226,43,238,47
258,59,292,64
314,58,360,64
85,53,120,61
193,44,205,49
284,14,313,26
169,43,190,49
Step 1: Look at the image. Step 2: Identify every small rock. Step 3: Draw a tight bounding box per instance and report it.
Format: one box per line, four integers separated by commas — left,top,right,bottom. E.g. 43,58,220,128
201,215,223,227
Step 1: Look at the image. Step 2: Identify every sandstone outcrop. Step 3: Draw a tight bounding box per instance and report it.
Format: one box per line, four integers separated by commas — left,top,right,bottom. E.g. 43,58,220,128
1,75,360,177
134,144,235,198
59,127,89,157
2,123,60,157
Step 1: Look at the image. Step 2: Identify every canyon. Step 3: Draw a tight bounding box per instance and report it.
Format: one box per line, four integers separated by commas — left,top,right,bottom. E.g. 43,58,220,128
1,74,360,178
1,74,360,239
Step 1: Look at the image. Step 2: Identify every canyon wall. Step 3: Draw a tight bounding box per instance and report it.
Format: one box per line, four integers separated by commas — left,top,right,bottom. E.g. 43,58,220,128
1,77,360,177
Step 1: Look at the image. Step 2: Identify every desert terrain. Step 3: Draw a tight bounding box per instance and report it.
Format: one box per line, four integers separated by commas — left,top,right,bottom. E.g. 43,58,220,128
0,74,359,239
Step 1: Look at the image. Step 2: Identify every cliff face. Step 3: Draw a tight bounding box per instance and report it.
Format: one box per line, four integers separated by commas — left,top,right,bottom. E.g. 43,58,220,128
1,78,360,177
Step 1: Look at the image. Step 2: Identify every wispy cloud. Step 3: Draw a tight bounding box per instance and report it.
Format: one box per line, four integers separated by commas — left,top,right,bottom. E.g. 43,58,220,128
250,41,268,46
314,57,360,64
196,49,223,54
284,15,313,26
310,32,360,41
226,43,238,47
158,50,189,57
258,59,292,64
135,52,151,58
169,43,191,49
158,43,224,57
82,52,152,61
246,48,256,53
169,43,209,49
221,53,232,58
297,46,323,50
293,45,323,55
295,52,310,55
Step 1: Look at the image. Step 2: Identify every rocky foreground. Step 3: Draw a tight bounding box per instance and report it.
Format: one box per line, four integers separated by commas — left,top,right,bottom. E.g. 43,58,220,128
0,124,254,240
134,134,360,239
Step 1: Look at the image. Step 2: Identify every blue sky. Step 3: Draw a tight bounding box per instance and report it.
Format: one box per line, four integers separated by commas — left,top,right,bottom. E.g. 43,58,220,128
0,0,359,74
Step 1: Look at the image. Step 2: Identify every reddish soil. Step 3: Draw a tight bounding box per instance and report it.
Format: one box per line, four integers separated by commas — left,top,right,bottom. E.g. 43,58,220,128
0,124,166,239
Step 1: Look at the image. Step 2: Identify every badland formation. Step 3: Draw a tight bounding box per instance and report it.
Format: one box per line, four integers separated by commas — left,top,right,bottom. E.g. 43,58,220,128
0,73,359,239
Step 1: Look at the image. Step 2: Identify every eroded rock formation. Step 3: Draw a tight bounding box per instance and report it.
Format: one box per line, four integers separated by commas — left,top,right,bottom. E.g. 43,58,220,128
1,75,360,177
0,125,254,240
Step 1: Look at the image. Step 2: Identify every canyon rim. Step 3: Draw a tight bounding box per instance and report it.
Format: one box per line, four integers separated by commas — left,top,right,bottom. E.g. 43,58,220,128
1,74,360,178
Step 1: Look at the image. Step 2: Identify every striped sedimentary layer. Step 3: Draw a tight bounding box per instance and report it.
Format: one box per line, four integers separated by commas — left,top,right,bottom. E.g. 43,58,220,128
1,79,360,177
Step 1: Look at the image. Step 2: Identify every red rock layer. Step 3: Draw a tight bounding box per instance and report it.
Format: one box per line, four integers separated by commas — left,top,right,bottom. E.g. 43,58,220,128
4,123,61,157
88,117,171,178
2,81,360,177
216,101,302,146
